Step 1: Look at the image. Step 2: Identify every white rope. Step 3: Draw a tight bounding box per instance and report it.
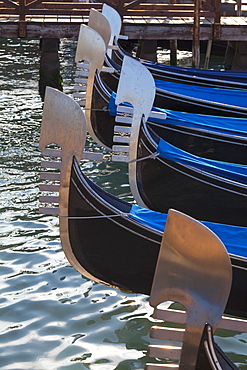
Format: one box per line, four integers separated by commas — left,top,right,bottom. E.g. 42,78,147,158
128,152,160,164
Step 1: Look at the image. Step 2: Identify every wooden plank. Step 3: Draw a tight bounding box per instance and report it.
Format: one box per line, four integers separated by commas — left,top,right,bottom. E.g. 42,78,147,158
0,13,247,40
221,16,239,25
57,15,71,22
25,22,82,38
234,16,247,24
122,23,195,39
32,15,45,21
31,2,101,9
70,15,83,22
125,10,214,16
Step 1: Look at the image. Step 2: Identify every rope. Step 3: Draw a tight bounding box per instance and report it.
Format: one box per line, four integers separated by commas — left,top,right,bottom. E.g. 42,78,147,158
128,152,160,164
82,107,110,112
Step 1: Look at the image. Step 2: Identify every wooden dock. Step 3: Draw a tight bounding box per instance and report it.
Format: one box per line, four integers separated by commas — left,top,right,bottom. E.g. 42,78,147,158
1,14,247,40
1,0,247,40
1,0,247,68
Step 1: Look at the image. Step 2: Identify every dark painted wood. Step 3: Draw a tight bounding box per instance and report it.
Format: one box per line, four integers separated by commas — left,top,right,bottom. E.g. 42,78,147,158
68,157,247,320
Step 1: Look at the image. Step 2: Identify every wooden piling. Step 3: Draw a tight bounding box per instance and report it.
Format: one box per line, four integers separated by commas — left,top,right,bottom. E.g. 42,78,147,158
170,40,177,66
136,39,157,62
39,38,63,101
204,39,212,69
192,0,201,68
231,41,247,70
224,41,236,70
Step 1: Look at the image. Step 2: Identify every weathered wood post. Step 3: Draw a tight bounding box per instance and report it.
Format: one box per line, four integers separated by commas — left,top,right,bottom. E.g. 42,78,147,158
39,38,63,101
19,0,26,38
170,40,178,66
204,39,212,69
136,39,158,62
213,0,222,43
170,0,177,66
192,0,200,68
225,41,236,70
230,41,247,70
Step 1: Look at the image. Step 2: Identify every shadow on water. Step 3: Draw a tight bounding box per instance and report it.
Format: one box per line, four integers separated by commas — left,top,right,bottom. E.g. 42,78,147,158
0,38,246,370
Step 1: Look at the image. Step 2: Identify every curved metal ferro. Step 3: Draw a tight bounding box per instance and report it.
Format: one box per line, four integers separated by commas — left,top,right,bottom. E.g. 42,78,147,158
39,86,102,283
102,4,122,57
88,8,111,50
75,24,106,144
75,24,106,67
147,209,232,370
115,55,156,208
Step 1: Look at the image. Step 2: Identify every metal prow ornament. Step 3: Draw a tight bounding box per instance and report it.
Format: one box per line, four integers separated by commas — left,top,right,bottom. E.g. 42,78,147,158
74,24,114,146
113,55,156,208
102,4,126,58
146,209,232,369
88,8,111,51
39,86,103,282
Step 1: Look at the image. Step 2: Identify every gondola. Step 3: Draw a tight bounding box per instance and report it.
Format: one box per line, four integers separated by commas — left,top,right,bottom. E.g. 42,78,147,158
113,41,247,89
128,118,247,224
39,87,247,370
102,55,247,117
100,4,247,90
73,26,247,163
90,62,247,164
39,86,247,318
73,37,247,225
80,10,247,118
87,56,247,226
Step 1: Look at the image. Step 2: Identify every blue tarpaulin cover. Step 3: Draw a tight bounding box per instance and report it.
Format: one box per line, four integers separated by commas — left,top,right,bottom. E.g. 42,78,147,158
149,108,247,137
108,93,247,137
129,204,247,258
157,138,247,183
143,60,247,81
155,79,247,109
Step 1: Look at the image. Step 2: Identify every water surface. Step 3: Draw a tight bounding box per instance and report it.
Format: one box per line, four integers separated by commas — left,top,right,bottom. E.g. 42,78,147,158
0,38,246,370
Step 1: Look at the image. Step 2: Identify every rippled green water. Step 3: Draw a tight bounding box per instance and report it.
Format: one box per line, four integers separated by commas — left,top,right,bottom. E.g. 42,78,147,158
0,38,247,370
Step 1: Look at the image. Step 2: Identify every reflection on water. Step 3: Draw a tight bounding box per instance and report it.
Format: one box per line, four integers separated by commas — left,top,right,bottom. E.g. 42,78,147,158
0,38,246,370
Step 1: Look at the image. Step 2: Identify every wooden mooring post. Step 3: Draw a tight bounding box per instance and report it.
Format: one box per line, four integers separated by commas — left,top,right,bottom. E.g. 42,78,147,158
39,38,63,101
225,41,247,70
136,39,158,62
170,40,178,66
192,0,200,68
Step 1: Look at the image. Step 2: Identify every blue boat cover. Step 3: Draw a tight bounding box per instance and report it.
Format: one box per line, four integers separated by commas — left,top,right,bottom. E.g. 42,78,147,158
157,138,247,184
108,93,247,137
155,79,247,109
149,107,247,137
129,204,247,258
144,60,247,82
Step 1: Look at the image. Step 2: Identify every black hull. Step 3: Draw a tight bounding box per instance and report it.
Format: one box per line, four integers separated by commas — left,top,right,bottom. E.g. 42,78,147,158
135,124,247,226
91,73,118,149
196,324,238,370
68,157,247,320
92,72,247,164
69,158,160,294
